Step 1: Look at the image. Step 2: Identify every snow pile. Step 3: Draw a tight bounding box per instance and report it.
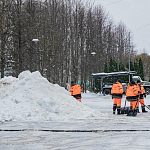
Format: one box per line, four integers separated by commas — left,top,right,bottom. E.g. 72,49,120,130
0,71,101,122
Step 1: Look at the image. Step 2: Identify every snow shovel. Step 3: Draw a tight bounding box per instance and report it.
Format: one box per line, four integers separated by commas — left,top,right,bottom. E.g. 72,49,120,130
146,105,150,110
139,102,150,111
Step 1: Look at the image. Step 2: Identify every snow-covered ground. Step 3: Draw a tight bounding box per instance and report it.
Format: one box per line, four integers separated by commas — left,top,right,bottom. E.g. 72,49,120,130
0,71,150,150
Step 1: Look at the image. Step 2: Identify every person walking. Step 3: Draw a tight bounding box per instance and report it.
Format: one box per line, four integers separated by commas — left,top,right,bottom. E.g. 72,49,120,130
126,81,140,116
70,81,82,102
137,80,148,113
111,79,124,115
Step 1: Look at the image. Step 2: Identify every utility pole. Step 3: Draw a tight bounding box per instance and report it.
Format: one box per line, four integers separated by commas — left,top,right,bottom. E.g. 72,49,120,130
128,32,131,82
116,44,119,71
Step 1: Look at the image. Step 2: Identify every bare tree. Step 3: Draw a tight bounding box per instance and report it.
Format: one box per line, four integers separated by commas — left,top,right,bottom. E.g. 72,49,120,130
1,0,142,90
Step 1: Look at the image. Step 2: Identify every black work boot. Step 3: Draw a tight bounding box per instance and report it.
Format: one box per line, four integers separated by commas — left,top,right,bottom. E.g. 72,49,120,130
127,109,133,116
117,109,121,115
132,109,137,116
113,104,117,114
117,106,121,115
142,106,148,113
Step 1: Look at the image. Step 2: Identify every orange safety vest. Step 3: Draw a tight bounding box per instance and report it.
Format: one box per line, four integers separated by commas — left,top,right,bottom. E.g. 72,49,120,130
126,84,139,97
137,83,146,99
70,84,81,96
137,84,145,94
111,82,123,94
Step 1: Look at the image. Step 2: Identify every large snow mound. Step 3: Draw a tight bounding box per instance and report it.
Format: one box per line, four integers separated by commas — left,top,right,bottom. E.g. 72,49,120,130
0,71,101,122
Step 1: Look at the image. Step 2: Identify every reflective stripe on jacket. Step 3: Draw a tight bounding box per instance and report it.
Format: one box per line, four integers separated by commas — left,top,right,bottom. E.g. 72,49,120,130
137,83,146,99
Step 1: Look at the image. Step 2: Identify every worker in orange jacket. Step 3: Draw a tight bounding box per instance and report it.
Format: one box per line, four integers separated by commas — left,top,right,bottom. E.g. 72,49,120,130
70,81,82,102
111,79,123,115
137,80,148,113
126,81,140,116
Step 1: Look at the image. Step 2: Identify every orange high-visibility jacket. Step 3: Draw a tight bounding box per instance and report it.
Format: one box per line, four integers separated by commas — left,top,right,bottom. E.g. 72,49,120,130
70,84,81,96
141,85,145,94
137,83,146,99
126,84,139,97
137,84,145,94
111,82,123,94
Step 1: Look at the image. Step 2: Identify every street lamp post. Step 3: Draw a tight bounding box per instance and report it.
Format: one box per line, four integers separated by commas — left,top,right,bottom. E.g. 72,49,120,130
32,39,39,42
128,46,131,81
91,52,96,56
128,32,131,83
116,44,120,71
91,52,96,73
91,52,96,92
32,38,39,71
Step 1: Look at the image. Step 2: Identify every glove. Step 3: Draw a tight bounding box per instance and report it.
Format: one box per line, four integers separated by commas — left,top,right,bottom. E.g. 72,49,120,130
144,94,146,98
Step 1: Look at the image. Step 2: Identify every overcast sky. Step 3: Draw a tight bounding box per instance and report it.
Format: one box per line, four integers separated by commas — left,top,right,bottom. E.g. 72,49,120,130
85,0,150,54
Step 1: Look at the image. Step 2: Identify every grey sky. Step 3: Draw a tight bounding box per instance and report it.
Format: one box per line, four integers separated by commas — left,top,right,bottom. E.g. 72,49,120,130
85,0,150,54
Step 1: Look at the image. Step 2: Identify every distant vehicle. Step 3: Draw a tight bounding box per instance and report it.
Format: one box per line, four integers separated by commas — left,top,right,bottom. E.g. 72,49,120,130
90,71,150,95
132,76,150,95
102,82,127,95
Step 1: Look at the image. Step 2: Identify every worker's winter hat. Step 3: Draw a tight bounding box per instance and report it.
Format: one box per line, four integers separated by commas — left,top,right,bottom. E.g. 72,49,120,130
130,80,135,84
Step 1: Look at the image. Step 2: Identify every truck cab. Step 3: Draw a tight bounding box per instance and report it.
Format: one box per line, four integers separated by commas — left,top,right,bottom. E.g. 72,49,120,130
132,76,150,94
132,76,142,82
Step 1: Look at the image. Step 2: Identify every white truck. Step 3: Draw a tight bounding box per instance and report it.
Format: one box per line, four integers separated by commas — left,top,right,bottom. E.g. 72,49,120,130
132,76,150,94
